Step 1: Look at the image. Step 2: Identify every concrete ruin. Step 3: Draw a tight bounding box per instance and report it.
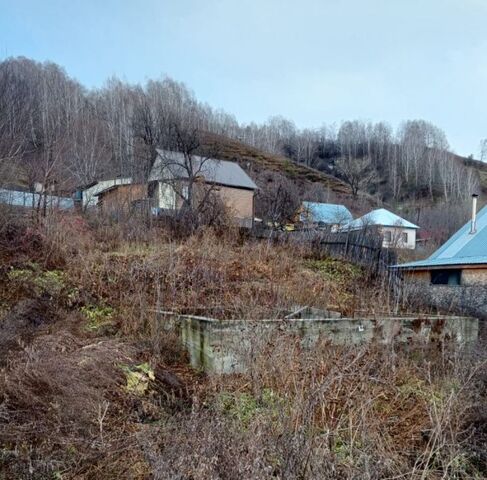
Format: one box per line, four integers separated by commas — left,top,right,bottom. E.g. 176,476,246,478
156,307,479,374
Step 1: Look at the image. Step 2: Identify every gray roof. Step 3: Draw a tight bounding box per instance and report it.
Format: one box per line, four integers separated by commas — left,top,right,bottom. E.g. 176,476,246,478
396,203,487,269
149,149,257,190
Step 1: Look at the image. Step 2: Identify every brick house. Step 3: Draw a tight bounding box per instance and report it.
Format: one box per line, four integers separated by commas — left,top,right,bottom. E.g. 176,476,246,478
148,149,257,228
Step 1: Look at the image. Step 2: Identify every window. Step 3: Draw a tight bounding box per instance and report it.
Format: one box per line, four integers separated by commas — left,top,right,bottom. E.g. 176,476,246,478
402,232,408,243
383,231,392,242
431,269,461,286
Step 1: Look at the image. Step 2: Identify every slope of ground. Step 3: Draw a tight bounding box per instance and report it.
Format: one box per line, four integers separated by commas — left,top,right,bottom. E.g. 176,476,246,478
461,154,487,194
201,132,353,195
0,214,485,479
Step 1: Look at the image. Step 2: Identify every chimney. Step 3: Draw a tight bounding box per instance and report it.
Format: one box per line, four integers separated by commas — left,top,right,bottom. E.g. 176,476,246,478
470,193,479,234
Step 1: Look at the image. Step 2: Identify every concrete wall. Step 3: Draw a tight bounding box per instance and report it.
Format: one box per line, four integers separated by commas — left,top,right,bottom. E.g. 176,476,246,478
158,312,479,374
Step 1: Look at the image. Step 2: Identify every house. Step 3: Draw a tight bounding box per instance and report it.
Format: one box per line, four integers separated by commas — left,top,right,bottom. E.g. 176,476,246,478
342,208,419,249
395,195,487,286
95,184,148,215
394,194,487,318
299,202,353,229
74,177,132,210
148,149,258,228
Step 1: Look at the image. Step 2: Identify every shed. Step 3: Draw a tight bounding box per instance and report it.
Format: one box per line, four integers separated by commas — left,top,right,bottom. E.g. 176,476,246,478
95,184,148,214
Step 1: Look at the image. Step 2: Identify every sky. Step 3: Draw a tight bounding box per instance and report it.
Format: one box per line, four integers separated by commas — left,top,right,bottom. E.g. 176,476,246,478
0,0,486,157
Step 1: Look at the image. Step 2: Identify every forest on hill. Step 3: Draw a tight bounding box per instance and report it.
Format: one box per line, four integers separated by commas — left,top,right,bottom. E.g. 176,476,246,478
0,56,485,222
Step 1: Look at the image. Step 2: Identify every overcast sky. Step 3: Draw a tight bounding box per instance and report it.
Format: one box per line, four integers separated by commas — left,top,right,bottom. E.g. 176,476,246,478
1,0,486,157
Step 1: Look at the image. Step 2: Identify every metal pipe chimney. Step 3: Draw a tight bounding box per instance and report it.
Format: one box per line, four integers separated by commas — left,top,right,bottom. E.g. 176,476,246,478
470,193,479,234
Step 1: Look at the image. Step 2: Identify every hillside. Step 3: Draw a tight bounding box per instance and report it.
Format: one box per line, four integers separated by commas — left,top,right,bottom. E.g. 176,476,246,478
461,154,487,194
201,132,351,194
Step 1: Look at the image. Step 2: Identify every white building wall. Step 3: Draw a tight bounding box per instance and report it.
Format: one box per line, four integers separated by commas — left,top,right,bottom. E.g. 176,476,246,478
157,181,176,209
380,226,416,249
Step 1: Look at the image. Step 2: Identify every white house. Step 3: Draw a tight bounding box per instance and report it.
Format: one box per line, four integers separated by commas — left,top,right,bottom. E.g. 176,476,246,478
342,208,419,249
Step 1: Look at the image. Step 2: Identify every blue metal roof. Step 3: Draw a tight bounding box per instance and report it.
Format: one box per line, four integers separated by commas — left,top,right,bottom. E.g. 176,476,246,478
345,208,419,230
396,204,487,269
301,202,353,224
0,188,74,210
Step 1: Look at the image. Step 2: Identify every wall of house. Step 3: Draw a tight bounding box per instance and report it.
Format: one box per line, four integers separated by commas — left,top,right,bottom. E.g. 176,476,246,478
98,184,147,213
214,185,254,226
405,267,487,319
406,267,487,286
154,180,254,227
156,182,176,210
380,226,416,249
462,268,487,286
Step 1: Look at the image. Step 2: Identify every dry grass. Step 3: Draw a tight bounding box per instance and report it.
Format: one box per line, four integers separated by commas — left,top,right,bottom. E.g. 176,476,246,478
0,215,485,479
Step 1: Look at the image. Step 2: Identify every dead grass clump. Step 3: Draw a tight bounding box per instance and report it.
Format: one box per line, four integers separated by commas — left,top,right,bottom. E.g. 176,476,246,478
0,331,149,479
143,339,486,479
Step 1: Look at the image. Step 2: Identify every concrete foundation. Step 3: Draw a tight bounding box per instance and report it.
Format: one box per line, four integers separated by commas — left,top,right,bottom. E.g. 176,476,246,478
156,310,479,374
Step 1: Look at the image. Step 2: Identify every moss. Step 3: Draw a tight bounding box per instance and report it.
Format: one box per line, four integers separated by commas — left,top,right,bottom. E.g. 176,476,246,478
304,258,363,283
120,363,155,395
81,304,115,332
215,388,286,427
7,265,65,297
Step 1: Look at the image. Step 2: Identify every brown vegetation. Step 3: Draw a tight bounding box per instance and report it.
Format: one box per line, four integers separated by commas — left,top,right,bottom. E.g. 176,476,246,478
0,214,485,479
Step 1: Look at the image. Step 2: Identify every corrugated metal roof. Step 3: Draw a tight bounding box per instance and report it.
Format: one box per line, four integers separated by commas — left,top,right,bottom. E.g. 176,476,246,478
149,149,258,190
301,202,353,224
0,188,74,210
344,208,419,230
396,204,487,269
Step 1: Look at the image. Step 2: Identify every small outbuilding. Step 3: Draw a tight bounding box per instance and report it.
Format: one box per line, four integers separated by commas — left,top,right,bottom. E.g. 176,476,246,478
299,202,353,229
95,184,148,215
75,177,132,210
342,208,419,249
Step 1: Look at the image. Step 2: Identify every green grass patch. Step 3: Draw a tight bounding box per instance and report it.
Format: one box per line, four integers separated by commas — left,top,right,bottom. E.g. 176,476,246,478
81,304,115,333
7,264,65,297
304,258,363,283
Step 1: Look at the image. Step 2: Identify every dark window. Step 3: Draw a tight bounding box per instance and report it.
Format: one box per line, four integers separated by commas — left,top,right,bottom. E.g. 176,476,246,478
402,232,408,243
384,231,392,242
431,269,461,286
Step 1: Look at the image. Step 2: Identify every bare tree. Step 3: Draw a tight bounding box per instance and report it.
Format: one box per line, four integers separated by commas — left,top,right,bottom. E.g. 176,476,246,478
334,156,377,197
